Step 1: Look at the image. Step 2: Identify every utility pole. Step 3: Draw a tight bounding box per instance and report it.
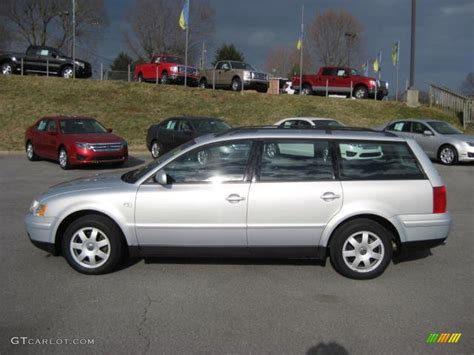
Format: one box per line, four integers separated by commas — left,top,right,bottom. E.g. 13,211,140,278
72,0,76,79
345,32,356,67
407,0,419,106
201,42,206,70
299,5,304,95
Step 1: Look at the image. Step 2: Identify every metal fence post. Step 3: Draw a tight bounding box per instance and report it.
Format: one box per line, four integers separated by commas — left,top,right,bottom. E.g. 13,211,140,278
100,63,103,80
21,58,24,75
156,67,158,85
325,79,328,96
374,82,377,101
212,69,216,90
350,81,353,99
127,64,131,82
46,59,49,77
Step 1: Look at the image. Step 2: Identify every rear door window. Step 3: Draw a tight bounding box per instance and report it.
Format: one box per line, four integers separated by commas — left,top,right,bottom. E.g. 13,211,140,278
259,140,334,181
165,120,177,130
412,122,431,134
37,120,47,131
337,141,425,180
388,121,411,132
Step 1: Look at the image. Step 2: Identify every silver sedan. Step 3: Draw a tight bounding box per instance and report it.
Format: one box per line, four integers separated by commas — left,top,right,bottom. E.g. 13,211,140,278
379,118,474,165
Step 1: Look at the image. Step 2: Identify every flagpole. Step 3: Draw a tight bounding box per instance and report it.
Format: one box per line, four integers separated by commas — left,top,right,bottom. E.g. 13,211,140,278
299,5,304,96
396,40,400,101
378,50,382,81
184,24,189,88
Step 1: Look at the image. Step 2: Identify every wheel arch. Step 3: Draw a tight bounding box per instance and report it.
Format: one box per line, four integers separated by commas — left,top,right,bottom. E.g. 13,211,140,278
323,213,402,251
54,209,130,256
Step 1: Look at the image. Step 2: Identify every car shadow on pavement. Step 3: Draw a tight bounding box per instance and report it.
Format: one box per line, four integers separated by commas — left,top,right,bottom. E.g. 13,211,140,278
143,257,327,267
306,342,349,355
392,249,432,264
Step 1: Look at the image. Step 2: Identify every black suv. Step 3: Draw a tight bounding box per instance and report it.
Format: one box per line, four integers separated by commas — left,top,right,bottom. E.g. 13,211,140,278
0,45,92,78
146,117,232,159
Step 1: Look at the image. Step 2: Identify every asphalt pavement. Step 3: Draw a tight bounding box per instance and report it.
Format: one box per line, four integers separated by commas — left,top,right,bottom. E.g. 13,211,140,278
0,154,472,354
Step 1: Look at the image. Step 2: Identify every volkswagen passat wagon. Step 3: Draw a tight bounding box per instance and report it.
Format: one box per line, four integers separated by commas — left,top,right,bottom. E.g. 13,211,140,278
25,128,451,279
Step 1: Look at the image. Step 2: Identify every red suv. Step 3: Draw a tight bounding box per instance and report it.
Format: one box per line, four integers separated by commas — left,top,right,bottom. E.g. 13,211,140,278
25,116,128,169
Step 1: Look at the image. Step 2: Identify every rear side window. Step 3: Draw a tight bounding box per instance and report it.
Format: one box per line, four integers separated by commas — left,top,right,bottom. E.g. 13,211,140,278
322,68,337,76
388,121,411,132
164,120,177,130
259,140,334,182
337,141,425,180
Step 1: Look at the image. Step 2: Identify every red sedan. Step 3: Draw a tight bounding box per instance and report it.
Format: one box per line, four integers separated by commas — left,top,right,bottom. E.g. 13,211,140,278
25,116,128,169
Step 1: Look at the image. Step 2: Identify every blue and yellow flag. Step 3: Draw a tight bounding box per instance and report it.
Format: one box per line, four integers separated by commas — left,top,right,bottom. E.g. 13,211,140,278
179,0,189,30
296,39,302,50
391,41,399,66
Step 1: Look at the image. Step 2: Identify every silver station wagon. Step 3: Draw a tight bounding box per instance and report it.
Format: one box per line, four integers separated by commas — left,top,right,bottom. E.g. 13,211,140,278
25,128,451,279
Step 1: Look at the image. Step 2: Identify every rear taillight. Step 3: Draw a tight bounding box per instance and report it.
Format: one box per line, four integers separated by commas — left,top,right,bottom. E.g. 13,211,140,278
433,186,447,214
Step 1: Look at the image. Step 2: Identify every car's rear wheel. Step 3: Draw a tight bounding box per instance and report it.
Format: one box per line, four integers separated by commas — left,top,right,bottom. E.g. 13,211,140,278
62,215,125,274
137,73,144,82
1,62,13,75
438,145,457,165
26,141,38,161
199,78,207,89
330,218,393,279
301,84,312,96
58,147,70,170
150,140,163,159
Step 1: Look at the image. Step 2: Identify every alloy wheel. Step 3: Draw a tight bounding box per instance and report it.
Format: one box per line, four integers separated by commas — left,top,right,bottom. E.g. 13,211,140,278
27,143,34,160
2,63,12,75
342,231,385,273
63,68,74,79
151,142,161,159
59,149,68,168
70,227,111,269
440,147,455,165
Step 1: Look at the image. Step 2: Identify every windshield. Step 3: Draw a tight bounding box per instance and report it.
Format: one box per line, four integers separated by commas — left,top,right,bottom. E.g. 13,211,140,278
60,119,108,134
313,120,345,128
121,140,196,184
161,56,184,64
427,121,462,135
230,62,256,70
193,119,231,134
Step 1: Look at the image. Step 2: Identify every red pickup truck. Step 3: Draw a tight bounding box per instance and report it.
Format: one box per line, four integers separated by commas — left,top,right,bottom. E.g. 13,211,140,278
133,54,199,86
292,66,388,100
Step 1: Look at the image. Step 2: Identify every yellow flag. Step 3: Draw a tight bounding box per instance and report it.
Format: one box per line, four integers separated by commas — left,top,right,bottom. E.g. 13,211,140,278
296,39,302,50
179,0,189,30
373,57,380,73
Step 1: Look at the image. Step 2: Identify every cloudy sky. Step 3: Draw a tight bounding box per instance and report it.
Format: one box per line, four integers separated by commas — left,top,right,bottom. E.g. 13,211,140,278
100,0,473,91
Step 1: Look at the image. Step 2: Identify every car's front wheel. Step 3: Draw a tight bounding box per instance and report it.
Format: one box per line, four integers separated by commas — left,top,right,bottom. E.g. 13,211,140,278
199,78,207,89
438,145,458,165
161,72,168,84
62,215,125,274
150,140,163,159
301,84,312,96
353,85,369,99
231,77,242,91
330,219,393,279
58,147,70,170
26,141,38,161
61,66,74,79
1,62,13,75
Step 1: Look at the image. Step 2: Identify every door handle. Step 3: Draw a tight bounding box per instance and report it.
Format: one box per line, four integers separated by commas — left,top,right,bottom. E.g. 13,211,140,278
226,194,246,203
320,192,341,201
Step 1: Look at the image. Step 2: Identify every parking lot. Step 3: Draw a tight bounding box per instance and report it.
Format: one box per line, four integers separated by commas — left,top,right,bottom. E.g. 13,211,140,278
0,153,472,354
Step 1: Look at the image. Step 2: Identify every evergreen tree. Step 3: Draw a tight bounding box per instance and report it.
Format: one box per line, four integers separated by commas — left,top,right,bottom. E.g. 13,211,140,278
110,52,134,71
212,44,245,65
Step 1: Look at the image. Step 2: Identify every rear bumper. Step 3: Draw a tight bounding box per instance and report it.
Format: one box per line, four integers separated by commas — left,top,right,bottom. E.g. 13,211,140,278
394,212,451,245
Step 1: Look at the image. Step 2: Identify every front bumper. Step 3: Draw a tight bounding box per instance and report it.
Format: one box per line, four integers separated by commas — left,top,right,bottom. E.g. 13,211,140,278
169,74,199,86
243,79,269,91
69,147,128,165
458,146,474,162
25,213,57,255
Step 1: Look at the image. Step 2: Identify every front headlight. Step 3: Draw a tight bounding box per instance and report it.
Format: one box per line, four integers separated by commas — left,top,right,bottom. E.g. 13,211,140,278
369,80,376,87
30,200,47,217
170,66,178,73
76,142,92,150
467,142,474,147
244,71,252,80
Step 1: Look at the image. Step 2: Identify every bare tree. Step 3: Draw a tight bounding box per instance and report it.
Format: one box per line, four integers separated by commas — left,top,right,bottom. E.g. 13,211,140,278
126,0,215,63
460,73,474,97
0,0,108,54
307,9,364,67
263,45,313,78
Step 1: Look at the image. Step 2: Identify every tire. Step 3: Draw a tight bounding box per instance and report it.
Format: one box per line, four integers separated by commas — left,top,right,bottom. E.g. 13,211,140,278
137,73,144,83
231,77,242,91
58,147,71,170
353,85,369,99
1,62,13,75
301,84,312,96
25,141,38,161
161,72,168,84
62,215,125,275
61,65,74,79
438,145,458,165
150,140,163,159
199,78,207,89
330,218,393,279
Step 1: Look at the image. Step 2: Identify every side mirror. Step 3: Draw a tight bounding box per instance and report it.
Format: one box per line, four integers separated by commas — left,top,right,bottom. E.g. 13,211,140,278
154,169,168,185
107,128,113,133
423,130,433,136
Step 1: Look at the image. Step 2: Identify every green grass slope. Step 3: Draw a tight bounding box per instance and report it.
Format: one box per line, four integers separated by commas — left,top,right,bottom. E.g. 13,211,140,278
0,75,463,151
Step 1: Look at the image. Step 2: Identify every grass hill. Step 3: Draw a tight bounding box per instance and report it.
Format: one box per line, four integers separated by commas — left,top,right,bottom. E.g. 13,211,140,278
0,75,465,151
